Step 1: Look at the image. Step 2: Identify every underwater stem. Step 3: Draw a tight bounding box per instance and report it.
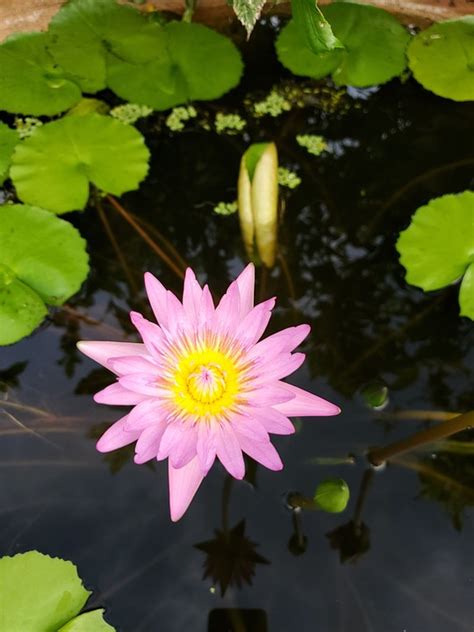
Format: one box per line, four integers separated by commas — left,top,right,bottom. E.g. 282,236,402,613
367,411,474,466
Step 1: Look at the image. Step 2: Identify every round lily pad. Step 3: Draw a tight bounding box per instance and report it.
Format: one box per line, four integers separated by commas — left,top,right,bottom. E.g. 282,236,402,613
0,32,82,115
0,123,18,184
59,609,116,631
0,551,91,631
397,191,474,320
107,21,244,110
408,17,474,102
11,114,150,213
277,4,410,86
48,0,161,93
0,204,89,344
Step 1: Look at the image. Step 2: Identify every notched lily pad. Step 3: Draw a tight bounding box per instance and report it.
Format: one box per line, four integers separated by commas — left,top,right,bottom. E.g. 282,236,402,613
11,114,150,213
107,21,244,110
0,550,91,631
397,191,474,320
408,17,474,102
0,204,89,345
277,4,410,86
0,123,18,184
0,32,82,115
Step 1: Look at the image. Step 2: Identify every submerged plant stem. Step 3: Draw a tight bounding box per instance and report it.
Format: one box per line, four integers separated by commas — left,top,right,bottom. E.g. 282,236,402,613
367,411,474,466
106,195,185,280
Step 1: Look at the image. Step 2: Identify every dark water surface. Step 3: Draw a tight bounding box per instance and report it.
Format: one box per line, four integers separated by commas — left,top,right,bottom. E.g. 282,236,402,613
1,23,474,632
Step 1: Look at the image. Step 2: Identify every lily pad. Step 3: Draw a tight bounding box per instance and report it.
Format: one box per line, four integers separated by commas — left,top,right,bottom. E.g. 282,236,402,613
408,17,474,102
0,32,82,115
0,204,89,345
0,123,18,184
59,609,116,631
0,551,91,631
11,114,150,213
292,0,342,53
276,4,410,86
397,191,474,320
48,0,160,93
107,21,244,110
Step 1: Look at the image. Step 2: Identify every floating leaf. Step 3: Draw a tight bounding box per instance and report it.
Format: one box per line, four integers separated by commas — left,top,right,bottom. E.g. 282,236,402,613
59,609,116,631
11,114,150,213
0,123,18,184
292,0,342,53
233,0,266,38
238,143,279,267
277,4,410,86
314,478,350,513
0,204,89,345
0,551,91,631
0,32,82,115
408,17,474,102
397,191,474,320
48,0,159,93
107,22,244,110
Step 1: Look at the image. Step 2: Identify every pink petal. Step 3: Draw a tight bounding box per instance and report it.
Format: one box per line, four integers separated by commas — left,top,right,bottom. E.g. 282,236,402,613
250,407,295,435
130,311,166,358
196,422,217,473
216,423,245,479
144,272,169,328
77,341,146,373
124,398,169,431
134,422,167,464
94,382,148,405
165,290,186,336
107,355,159,376
182,268,203,320
96,415,140,452
199,285,215,326
247,383,296,407
118,373,162,397
250,352,306,385
214,281,241,337
231,413,269,442
248,324,310,362
236,433,283,471
168,456,205,521
236,298,276,347
158,421,198,468
235,263,255,317
274,383,341,417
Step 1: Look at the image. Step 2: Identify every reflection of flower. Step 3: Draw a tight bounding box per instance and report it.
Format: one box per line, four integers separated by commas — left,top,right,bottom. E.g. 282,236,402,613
195,520,269,595
78,265,340,520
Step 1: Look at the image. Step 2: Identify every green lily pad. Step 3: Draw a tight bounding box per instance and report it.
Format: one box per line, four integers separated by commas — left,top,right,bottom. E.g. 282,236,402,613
0,32,82,115
408,17,474,102
48,0,160,93
59,609,116,631
276,4,410,86
0,204,89,344
292,0,342,53
397,191,474,320
0,123,18,184
107,21,244,110
11,114,150,213
0,551,91,631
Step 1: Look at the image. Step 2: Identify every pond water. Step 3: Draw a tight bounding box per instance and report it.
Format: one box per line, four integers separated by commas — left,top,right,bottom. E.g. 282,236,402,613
1,21,474,632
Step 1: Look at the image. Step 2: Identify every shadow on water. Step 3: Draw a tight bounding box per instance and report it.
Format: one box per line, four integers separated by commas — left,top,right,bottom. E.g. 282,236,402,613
1,21,474,632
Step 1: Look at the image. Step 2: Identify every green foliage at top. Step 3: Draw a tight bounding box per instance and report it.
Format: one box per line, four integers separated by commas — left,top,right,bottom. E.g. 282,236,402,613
11,114,150,213
0,550,91,631
107,21,244,110
0,32,82,115
0,123,18,184
48,0,161,93
276,3,410,87
233,0,266,38
397,191,474,320
0,204,89,345
292,0,342,54
314,478,350,513
408,17,474,102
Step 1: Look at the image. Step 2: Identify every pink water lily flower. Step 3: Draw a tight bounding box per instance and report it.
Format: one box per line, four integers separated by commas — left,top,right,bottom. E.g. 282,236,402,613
78,265,340,521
